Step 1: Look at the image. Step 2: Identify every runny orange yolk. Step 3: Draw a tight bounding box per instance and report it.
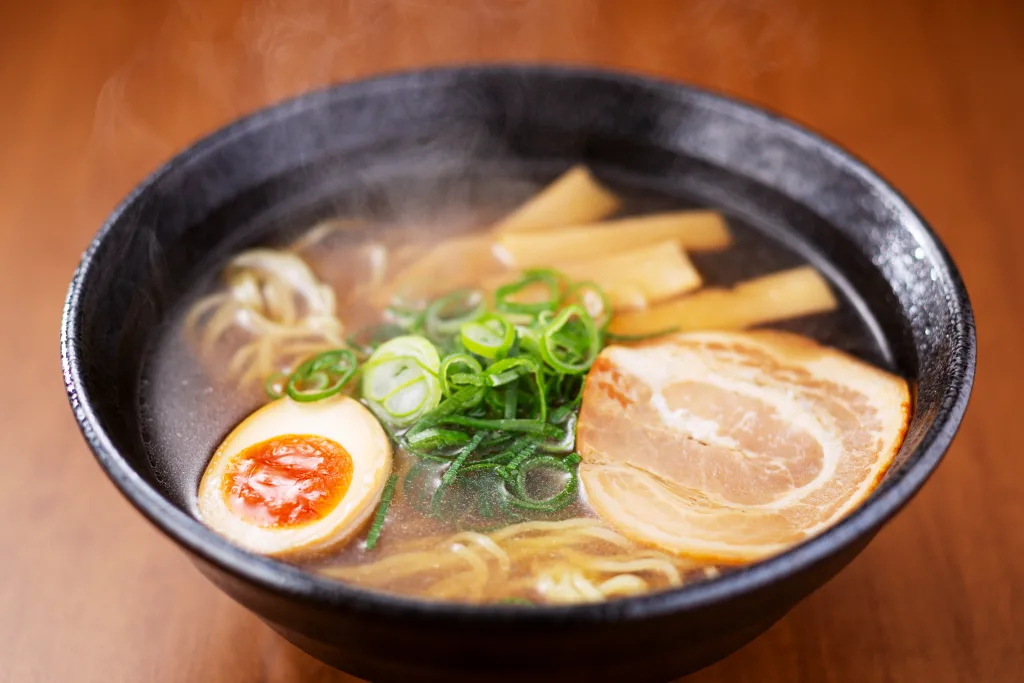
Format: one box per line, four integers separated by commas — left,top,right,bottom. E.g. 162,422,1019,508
222,434,353,528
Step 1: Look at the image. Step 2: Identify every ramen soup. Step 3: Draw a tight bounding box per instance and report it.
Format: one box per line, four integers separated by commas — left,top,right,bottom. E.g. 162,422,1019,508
149,166,910,605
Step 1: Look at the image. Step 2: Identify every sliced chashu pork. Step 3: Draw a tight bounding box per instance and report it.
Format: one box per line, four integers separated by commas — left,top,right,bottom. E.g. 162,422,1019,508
576,331,910,564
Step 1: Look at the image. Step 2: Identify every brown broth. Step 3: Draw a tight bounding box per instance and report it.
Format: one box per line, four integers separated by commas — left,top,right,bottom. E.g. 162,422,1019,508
140,173,889,604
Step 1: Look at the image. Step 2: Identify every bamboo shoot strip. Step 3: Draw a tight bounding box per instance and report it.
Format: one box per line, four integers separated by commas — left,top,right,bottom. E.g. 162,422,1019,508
484,240,703,312
607,266,838,336
497,210,731,268
494,165,621,234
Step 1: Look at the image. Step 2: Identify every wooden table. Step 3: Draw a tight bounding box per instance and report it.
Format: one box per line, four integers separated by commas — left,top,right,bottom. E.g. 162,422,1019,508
2,0,1019,680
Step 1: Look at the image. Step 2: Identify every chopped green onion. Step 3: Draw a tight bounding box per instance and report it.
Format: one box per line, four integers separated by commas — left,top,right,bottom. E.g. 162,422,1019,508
362,336,441,426
533,365,548,422
285,349,358,402
503,382,518,419
486,369,521,386
405,427,472,453
479,432,518,450
441,432,487,485
483,357,546,421
496,441,537,480
365,474,398,550
484,357,537,382
345,268,609,526
494,269,566,315
506,454,578,512
548,399,579,425
460,316,516,359
425,289,486,338
406,385,486,436
537,412,577,454
440,416,562,438
439,353,483,397
538,304,600,374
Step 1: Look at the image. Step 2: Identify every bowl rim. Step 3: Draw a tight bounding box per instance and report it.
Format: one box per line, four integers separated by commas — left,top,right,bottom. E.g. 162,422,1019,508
61,64,976,624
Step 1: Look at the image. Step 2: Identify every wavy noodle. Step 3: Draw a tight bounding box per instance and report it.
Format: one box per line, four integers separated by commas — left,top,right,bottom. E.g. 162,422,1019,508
324,551,468,580
319,517,708,604
558,550,683,585
185,220,396,390
427,544,491,601
598,575,649,597
446,532,511,574
184,245,347,388
487,517,604,541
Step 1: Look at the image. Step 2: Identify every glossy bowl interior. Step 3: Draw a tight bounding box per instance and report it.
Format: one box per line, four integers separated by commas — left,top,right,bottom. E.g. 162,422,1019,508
62,66,975,683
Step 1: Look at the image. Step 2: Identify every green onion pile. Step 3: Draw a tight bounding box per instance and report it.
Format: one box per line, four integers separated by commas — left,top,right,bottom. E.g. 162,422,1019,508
267,268,617,545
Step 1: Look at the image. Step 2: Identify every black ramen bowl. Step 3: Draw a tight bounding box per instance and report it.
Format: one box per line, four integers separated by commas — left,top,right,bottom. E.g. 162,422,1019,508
62,66,975,683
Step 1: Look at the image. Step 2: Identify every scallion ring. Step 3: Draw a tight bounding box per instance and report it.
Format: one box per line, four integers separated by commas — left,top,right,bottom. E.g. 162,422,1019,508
361,335,442,426
506,454,579,512
424,288,486,338
285,349,358,402
538,304,600,374
439,353,483,397
494,269,566,315
460,315,516,359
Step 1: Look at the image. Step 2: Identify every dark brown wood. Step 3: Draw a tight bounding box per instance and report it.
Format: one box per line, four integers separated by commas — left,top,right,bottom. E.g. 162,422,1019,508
1,0,1018,680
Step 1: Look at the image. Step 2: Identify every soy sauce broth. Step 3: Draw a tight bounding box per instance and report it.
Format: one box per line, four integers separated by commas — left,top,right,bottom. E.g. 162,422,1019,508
139,167,892,603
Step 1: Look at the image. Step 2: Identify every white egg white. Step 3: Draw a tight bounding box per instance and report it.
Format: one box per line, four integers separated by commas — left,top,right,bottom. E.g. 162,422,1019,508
197,395,392,558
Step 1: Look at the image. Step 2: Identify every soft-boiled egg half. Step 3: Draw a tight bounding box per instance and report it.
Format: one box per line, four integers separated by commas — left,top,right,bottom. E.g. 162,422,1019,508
198,395,392,558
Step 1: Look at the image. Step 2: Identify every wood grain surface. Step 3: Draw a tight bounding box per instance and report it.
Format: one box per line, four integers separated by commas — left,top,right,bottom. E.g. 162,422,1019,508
1,0,1019,681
